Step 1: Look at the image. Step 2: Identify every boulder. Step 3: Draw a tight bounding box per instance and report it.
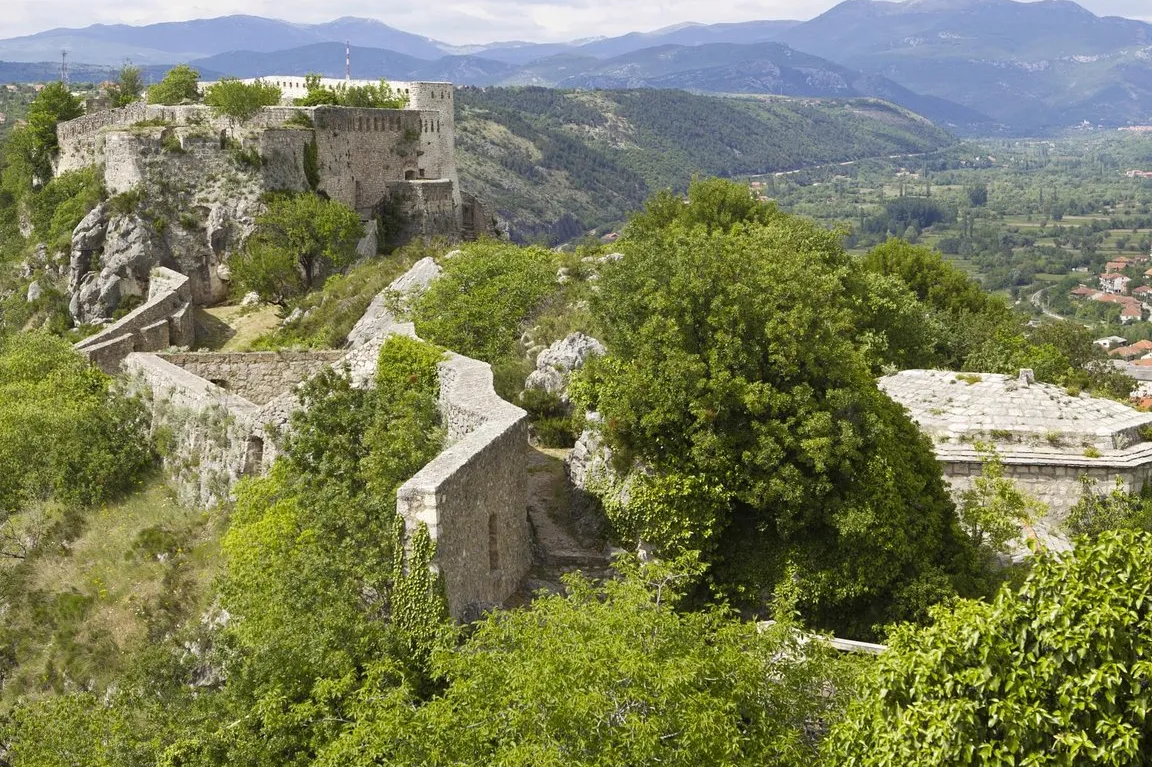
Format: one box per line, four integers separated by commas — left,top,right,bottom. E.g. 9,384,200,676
524,332,606,402
70,213,163,324
240,291,262,308
25,281,42,303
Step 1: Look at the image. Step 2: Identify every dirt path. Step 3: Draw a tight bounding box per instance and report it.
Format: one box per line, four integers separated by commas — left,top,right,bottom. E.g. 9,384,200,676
513,446,612,604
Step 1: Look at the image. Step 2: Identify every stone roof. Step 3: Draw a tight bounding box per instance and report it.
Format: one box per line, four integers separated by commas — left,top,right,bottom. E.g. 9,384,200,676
879,369,1152,459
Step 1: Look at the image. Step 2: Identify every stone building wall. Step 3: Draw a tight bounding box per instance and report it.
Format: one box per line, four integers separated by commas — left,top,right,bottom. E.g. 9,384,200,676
156,351,347,405
121,256,531,617
396,351,531,621
74,267,194,373
942,453,1152,544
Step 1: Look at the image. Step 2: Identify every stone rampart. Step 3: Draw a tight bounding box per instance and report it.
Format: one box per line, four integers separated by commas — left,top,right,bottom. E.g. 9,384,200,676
75,267,194,373
125,352,268,506
121,257,530,616
397,352,531,620
155,351,346,405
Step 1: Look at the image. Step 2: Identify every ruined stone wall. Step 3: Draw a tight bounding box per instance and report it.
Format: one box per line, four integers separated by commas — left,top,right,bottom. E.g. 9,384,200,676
943,457,1152,544
156,351,346,405
124,352,269,507
74,267,194,373
121,256,530,617
396,352,531,621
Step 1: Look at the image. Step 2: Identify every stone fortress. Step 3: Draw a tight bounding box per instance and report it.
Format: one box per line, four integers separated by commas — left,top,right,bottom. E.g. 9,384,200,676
56,79,498,330
118,258,532,620
881,368,1152,547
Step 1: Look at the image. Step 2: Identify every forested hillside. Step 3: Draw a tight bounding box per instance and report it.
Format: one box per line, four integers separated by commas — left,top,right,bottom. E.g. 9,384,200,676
454,87,955,242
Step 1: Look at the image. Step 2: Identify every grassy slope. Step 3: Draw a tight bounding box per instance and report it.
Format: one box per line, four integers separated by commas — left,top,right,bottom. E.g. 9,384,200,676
455,87,956,242
0,478,225,706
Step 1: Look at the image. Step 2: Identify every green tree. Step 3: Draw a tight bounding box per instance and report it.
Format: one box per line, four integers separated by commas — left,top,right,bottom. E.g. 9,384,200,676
0,331,152,516
230,193,364,305
10,82,84,188
956,446,1043,559
146,64,202,105
410,240,555,362
107,62,144,108
203,78,282,124
826,531,1152,765
580,182,980,635
1066,476,1152,539
967,182,989,207
316,559,860,767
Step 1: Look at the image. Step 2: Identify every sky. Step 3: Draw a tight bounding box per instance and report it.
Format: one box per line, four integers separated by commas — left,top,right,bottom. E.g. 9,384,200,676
3,0,1152,45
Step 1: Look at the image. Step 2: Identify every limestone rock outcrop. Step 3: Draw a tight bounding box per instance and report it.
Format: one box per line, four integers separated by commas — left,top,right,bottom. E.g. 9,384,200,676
524,332,606,402
345,256,442,349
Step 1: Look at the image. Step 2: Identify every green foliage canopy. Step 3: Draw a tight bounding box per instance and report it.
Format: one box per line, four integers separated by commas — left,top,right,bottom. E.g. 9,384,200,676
231,193,364,305
204,78,282,123
146,64,202,106
293,74,408,109
0,332,151,515
827,531,1152,765
581,180,979,634
410,240,555,362
314,560,860,767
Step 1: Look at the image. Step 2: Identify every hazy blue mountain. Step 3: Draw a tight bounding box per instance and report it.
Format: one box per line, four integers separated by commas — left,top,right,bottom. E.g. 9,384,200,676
778,0,1152,63
544,43,995,131
473,19,802,63
190,43,428,80
0,15,446,66
774,0,1152,129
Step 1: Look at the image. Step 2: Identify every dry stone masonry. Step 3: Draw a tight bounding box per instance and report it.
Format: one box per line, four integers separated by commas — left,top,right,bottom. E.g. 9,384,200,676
56,83,499,324
880,369,1152,545
121,257,531,620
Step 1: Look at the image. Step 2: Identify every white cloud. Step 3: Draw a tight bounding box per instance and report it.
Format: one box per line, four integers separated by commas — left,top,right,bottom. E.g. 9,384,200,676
1,0,1149,43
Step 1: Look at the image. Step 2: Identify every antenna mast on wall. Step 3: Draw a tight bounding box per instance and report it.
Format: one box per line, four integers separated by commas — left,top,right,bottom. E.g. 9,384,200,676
345,41,351,81
60,50,69,85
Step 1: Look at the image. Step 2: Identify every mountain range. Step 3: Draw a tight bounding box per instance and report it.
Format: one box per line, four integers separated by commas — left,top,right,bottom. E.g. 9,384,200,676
1,0,1151,133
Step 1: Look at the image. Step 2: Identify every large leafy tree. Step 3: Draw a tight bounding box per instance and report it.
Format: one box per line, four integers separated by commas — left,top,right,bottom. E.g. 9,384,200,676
231,193,364,305
581,179,980,635
2,82,84,191
0,331,152,516
146,64,201,105
827,531,1152,765
204,78,282,124
315,560,860,767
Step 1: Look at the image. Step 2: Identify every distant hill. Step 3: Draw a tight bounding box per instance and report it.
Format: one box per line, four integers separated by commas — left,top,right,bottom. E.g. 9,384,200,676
453,87,956,242
471,20,802,63
180,40,991,133
774,0,1152,130
191,43,427,80
0,15,446,66
546,42,995,131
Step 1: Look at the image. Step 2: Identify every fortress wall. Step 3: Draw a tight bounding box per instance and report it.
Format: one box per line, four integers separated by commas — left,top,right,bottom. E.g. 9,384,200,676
312,107,426,213
124,352,267,507
259,129,313,193
75,267,194,373
385,179,461,244
120,256,531,617
156,350,346,405
396,352,531,620
943,459,1152,548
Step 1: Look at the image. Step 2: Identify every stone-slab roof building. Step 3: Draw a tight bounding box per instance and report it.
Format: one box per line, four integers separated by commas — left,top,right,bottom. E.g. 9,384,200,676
880,369,1152,548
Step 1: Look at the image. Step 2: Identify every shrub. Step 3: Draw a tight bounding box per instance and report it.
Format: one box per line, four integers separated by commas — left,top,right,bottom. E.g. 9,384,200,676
0,332,153,515
410,241,556,362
